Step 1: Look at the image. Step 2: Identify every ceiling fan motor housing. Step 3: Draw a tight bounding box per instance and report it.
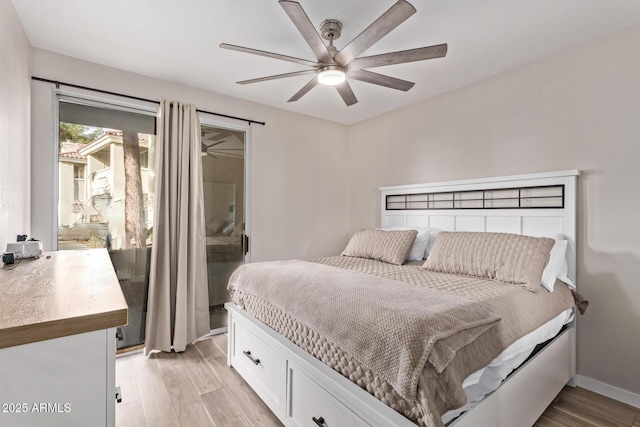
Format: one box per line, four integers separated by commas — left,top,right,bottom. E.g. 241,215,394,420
320,19,342,42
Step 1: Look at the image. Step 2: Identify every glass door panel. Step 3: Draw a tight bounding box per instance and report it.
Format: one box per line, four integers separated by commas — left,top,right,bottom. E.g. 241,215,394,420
201,125,246,330
57,98,156,350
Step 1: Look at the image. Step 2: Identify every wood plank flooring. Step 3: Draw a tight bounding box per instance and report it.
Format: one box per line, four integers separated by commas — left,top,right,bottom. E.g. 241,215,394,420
116,335,640,427
534,386,640,427
116,334,282,427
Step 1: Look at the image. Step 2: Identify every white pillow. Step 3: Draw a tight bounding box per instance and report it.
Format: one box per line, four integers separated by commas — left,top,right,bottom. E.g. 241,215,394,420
221,222,235,235
541,238,568,292
425,228,442,258
557,263,576,290
379,226,430,261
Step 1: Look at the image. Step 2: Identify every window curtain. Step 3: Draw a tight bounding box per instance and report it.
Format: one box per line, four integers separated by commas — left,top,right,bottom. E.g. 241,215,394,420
144,99,209,356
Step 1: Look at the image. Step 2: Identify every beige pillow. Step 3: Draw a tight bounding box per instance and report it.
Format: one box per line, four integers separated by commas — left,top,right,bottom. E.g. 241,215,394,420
422,231,554,291
341,229,418,265
207,219,226,235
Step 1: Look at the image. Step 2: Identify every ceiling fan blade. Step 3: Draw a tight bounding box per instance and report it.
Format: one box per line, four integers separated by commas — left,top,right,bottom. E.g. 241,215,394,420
220,43,319,68
203,140,227,149
334,0,416,67
279,1,333,64
209,129,235,142
335,81,358,106
288,77,319,102
348,70,414,91
208,148,244,153
348,44,448,71
237,69,317,85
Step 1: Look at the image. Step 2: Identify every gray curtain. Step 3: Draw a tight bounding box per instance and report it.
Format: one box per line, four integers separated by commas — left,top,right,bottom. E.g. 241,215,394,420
144,99,209,355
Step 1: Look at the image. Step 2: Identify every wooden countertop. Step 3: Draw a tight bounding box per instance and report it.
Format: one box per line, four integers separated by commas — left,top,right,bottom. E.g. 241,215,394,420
0,249,128,349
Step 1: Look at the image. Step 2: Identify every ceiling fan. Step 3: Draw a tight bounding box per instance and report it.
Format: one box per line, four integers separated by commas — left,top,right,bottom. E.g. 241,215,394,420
220,0,447,106
201,141,224,157
201,129,245,158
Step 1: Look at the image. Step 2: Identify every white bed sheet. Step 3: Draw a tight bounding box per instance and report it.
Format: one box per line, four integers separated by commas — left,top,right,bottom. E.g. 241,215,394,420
442,307,574,424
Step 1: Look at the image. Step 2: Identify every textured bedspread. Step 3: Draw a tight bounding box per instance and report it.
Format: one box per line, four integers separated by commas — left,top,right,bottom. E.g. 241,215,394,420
228,256,577,427
228,259,500,401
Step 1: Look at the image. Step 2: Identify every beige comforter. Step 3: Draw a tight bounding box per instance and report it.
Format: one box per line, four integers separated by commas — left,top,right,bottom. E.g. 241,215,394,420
228,256,577,426
229,259,500,401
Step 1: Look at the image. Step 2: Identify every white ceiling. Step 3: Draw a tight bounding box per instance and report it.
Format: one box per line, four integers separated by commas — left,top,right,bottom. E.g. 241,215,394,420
12,0,640,125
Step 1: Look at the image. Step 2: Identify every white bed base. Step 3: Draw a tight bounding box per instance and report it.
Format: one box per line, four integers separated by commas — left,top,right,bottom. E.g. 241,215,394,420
227,169,579,427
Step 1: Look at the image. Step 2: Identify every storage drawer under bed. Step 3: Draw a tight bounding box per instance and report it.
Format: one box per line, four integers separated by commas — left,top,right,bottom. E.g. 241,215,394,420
230,317,287,417
287,362,369,427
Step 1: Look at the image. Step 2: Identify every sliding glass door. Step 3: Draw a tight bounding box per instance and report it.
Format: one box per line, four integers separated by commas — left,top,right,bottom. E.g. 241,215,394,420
201,124,246,330
56,97,249,348
57,97,156,350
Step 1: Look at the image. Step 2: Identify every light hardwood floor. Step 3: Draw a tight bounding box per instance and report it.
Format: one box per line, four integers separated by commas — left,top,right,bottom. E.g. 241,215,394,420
116,334,282,427
116,335,640,427
534,386,640,427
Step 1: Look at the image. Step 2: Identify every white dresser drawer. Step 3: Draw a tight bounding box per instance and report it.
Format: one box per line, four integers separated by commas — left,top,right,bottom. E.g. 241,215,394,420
288,364,369,427
231,318,286,415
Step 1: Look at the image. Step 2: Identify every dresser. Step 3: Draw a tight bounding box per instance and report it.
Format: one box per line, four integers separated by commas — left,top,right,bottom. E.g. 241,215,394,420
0,249,128,427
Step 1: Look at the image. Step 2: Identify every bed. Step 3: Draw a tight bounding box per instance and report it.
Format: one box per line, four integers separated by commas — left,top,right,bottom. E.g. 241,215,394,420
225,169,581,427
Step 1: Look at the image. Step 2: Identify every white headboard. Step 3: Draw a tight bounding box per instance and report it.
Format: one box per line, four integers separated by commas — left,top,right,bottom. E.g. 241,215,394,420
380,170,580,280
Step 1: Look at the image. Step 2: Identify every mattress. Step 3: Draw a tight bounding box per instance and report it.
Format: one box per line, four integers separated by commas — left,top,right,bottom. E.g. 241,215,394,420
442,307,573,424
228,256,577,427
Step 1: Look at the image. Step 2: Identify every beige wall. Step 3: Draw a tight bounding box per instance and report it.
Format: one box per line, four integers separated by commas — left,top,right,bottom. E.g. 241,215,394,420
29,48,350,261
348,25,640,395
0,0,30,248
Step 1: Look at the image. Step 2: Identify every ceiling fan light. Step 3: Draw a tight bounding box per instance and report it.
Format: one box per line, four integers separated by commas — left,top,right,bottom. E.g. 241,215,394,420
318,66,346,86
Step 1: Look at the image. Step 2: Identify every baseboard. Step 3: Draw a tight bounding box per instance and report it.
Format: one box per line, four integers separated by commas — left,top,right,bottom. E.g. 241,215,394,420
576,375,640,409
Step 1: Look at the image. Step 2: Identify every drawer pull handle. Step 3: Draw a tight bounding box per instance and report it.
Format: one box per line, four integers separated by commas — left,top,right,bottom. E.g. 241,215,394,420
312,416,325,426
243,350,260,365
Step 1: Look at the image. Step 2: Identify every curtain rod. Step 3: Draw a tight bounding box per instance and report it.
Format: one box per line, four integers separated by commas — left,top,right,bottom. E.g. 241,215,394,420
31,76,266,126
